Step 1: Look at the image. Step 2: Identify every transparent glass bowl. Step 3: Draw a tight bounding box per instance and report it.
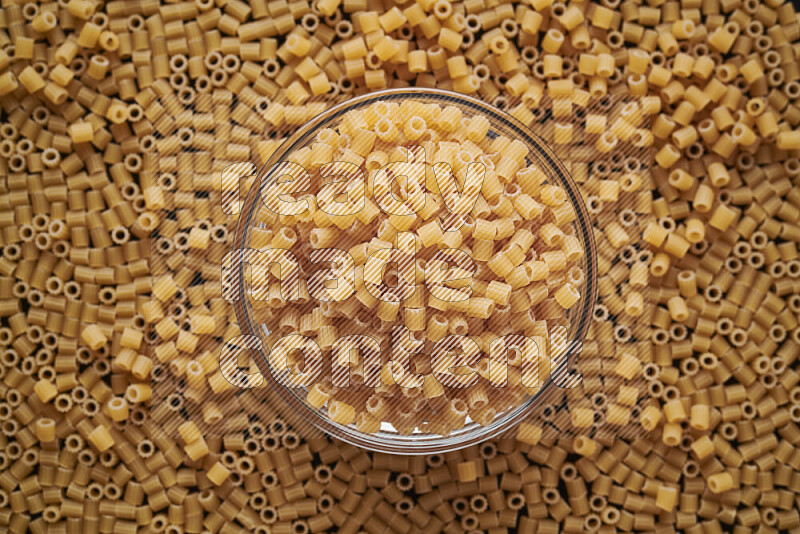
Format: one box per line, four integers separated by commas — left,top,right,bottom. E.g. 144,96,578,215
231,88,597,454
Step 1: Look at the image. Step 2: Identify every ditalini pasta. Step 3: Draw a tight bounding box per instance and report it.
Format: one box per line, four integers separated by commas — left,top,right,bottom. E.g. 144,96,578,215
2,0,800,530
240,97,593,436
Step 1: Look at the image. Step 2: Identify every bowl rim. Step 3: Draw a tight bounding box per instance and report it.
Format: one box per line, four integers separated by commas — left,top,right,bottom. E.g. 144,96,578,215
230,87,598,454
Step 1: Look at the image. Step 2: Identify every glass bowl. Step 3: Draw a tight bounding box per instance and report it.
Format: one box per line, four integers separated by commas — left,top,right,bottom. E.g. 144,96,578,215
230,88,597,454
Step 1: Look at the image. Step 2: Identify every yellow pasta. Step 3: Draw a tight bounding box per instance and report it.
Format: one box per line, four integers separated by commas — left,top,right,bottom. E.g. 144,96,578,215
233,97,589,437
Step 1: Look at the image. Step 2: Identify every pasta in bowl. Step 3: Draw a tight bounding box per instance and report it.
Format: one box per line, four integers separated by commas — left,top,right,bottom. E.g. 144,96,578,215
230,88,596,453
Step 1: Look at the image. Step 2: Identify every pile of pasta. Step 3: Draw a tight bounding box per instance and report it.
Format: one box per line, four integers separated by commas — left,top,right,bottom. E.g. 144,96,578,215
242,97,589,435
1,0,800,531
